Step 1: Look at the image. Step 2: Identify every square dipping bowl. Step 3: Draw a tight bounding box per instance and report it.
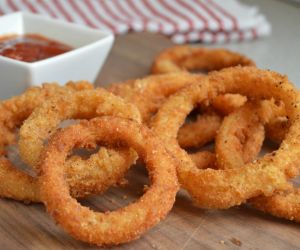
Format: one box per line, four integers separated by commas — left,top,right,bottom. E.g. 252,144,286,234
0,12,114,99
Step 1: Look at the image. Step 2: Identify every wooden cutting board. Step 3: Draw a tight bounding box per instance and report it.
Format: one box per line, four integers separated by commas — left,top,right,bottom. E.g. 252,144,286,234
1,33,299,250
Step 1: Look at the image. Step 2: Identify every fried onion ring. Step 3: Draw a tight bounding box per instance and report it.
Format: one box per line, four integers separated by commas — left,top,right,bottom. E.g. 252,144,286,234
216,99,286,169
108,73,244,149
40,117,178,246
149,46,252,148
216,101,300,221
215,100,300,222
151,66,300,209
0,82,93,202
18,88,141,199
151,45,255,74
250,188,300,222
108,72,203,123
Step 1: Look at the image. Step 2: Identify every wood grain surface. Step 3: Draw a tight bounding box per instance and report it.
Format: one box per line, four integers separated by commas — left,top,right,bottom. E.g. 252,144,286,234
1,33,299,250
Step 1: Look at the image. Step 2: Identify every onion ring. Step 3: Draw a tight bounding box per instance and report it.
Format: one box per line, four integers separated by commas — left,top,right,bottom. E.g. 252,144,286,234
215,100,300,222
18,88,141,200
149,46,252,148
108,73,244,149
108,72,203,123
0,82,93,202
250,188,300,222
39,117,178,246
151,45,255,74
151,66,300,209
216,99,286,169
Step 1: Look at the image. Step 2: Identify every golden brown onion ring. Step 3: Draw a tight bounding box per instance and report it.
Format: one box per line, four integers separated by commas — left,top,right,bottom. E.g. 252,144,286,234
108,73,244,149
151,45,255,74
215,101,300,222
40,117,178,246
108,72,203,123
151,66,300,209
0,82,93,202
149,46,252,148
18,88,141,200
250,189,300,222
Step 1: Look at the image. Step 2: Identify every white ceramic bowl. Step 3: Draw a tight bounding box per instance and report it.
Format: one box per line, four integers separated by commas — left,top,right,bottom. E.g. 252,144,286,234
0,12,114,99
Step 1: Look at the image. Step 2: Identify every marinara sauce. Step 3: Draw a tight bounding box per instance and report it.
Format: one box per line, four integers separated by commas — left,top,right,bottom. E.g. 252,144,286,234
0,34,73,62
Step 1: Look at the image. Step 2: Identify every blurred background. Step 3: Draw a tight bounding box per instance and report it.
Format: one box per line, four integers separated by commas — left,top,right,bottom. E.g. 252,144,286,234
0,0,299,85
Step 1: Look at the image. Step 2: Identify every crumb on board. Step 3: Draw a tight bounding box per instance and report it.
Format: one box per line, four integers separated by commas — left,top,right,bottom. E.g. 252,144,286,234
230,237,242,247
219,240,225,244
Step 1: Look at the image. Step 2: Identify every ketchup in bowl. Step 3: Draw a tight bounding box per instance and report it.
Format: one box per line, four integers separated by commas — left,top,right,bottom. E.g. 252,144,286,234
0,34,73,62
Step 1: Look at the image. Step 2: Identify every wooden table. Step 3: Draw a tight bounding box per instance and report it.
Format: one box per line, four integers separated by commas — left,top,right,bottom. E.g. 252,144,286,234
1,33,299,250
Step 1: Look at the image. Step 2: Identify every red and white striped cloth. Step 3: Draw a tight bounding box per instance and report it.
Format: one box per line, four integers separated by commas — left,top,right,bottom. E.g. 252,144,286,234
0,0,271,44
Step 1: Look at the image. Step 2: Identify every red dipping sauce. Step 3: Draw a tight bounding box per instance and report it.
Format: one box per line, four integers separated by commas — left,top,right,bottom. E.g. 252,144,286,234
0,34,73,62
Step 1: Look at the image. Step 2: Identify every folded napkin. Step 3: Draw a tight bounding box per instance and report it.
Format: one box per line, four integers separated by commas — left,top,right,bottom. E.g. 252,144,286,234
0,0,271,44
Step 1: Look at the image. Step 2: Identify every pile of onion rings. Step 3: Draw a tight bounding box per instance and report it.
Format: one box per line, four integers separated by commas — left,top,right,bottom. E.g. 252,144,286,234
1,45,299,246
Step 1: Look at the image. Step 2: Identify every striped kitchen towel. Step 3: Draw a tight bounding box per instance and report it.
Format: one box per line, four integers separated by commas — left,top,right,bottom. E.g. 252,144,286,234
0,0,271,44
